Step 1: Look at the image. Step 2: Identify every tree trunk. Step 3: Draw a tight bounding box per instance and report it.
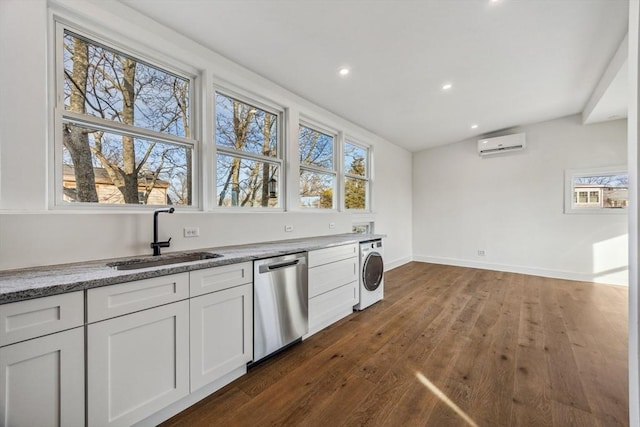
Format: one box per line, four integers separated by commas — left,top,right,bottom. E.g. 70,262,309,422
120,58,139,203
64,37,98,202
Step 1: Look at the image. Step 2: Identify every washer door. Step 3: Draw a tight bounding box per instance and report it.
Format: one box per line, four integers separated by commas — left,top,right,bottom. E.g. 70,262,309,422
362,252,384,291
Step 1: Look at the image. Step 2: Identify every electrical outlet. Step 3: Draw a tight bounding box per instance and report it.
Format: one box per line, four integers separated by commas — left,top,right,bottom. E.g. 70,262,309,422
184,227,200,238
329,222,335,229
284,225,294,232
477,250,485,256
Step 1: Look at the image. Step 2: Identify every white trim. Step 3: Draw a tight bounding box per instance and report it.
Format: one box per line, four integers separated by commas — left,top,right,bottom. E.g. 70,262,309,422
564,164,628,214
384,256,412,272
51,17,201,209
298,120,339,210
628,2,640,426
413,254,629,286
343,137,371,212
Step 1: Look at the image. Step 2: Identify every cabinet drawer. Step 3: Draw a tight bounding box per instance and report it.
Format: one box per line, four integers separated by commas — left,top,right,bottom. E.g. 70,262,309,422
308,281,358,334
308,257,358,298
308,243,357,268
189,262,253,297
87,273,189,323
0,292,84,346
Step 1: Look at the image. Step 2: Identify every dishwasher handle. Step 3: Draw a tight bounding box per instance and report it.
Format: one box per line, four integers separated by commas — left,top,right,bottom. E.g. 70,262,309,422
258,257,306,273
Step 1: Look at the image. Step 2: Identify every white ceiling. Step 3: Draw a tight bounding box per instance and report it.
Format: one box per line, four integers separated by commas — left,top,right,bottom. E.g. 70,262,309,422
119,0,629,152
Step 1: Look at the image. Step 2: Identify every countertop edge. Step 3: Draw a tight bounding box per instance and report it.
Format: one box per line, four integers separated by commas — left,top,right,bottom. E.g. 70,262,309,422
0,234,385,304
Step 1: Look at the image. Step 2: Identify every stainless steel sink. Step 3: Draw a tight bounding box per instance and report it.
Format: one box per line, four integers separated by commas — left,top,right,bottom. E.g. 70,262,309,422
107,252,223,270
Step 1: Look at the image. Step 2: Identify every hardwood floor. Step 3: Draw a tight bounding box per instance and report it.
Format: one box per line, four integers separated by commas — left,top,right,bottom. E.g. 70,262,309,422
161,262,629,427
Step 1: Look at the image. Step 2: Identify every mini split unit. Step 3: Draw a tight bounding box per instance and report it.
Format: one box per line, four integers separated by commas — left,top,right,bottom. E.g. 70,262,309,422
477,132,526,156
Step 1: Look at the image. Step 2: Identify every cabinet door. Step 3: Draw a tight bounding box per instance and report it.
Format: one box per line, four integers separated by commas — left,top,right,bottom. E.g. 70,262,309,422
308,281,358,336
0,327,84,427
88,300,189,427
190,283,252,392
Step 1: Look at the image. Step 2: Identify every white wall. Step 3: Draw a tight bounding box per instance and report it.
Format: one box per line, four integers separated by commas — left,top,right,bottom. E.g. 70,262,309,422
413,114,628,286
0,0,412,270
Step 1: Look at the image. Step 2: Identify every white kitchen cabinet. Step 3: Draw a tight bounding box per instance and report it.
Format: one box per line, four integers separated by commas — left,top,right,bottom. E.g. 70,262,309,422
87,272,189,323
0,327,84,427
308,243,358,267
306,243,359,338
0,291,84,346
190,283,252,392
189,261,252,297
0,291,85,427
87,300,190,427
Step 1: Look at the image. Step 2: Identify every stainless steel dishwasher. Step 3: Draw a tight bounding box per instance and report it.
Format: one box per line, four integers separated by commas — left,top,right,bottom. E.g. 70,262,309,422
252,253,308,364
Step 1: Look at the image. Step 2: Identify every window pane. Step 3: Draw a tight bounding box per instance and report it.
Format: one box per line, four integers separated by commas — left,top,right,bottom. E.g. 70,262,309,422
345,177,367,210
300,170,334,209
344,142,367,176
63,31,189,137
352,223,371,234
299,125,333,169
573,173,628,209
578,191,588,203
62,124,191,205
215,93,278,157
216,154,279,207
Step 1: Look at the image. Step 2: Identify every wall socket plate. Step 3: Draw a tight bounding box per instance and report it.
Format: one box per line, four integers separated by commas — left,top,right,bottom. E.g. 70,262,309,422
477,250,486,256
184,227,200,237
329,222,335,229
284,225,294,232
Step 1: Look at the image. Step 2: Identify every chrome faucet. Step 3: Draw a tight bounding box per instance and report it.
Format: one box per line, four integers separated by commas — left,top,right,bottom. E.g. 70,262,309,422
151,207,175,256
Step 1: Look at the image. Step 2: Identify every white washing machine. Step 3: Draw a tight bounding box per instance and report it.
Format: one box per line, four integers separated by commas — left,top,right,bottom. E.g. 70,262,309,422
354,239,384,310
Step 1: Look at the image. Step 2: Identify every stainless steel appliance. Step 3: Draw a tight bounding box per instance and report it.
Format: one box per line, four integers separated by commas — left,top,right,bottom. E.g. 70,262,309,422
252,253,308,364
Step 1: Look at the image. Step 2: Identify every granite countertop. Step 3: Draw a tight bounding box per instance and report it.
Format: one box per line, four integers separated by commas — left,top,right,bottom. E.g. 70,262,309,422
0,233,384,304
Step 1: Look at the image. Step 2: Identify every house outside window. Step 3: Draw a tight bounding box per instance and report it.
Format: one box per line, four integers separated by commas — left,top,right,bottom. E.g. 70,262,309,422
214,92,282,208
57,28,196,207
344,140,370,210
299,123,336,209
565,166,628,213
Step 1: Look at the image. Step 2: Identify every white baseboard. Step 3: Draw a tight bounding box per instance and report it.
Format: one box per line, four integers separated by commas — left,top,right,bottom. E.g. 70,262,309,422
384,256,411,272
412,255,628,287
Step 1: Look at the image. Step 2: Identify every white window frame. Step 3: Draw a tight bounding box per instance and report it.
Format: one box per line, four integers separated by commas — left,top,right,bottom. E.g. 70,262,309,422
213,88,285,210
564,165,628,214
343,138,371,212
298,119,338,210
51,19,200,210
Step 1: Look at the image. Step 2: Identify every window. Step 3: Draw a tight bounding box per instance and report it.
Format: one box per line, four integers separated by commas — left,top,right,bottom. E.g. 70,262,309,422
299,123,336,209
344,140,370,210
565,166,628,214
215,92,281,208
58,28,195,206
352,222,374,234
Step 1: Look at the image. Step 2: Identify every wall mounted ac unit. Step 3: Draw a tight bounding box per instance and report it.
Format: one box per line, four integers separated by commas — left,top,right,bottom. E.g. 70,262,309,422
477,132,526,156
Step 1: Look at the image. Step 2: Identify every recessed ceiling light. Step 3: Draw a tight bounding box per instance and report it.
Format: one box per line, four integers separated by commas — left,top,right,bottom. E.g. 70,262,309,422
442,83,453,91
338,66,350,77
471,124,479,129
